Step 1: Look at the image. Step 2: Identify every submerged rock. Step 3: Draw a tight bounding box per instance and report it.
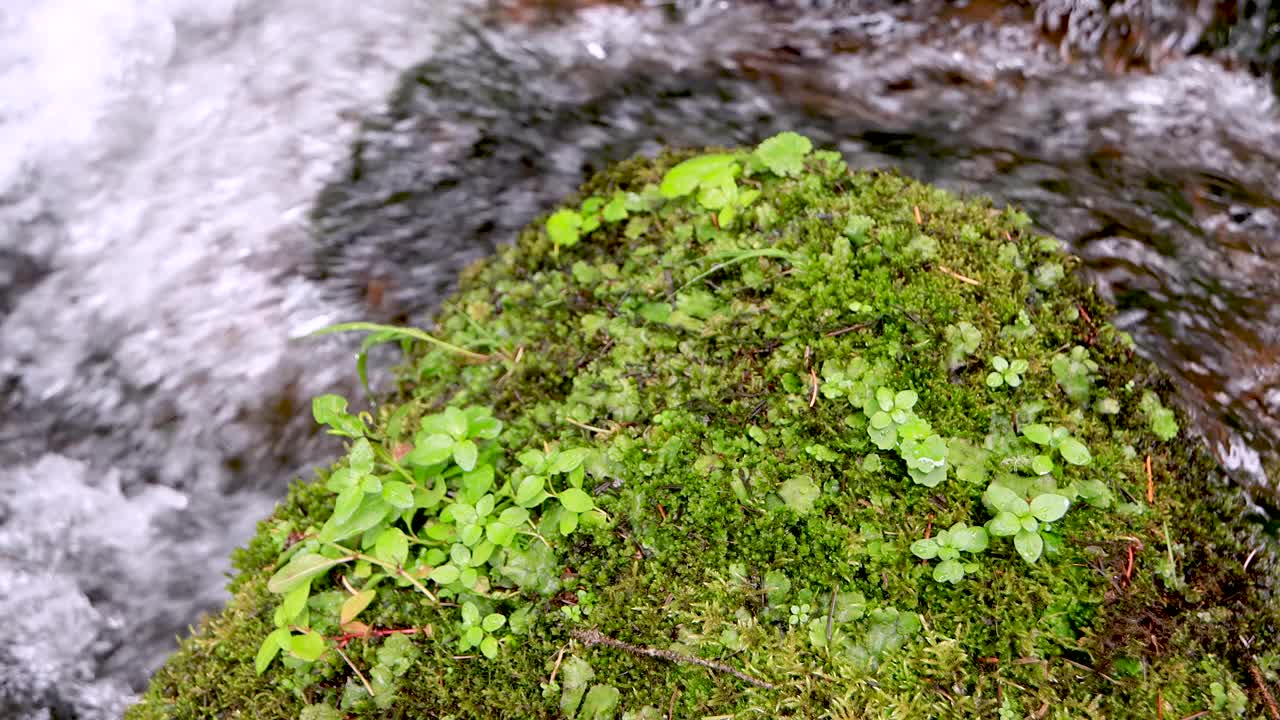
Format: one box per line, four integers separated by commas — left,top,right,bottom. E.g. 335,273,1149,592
130,136,1278,718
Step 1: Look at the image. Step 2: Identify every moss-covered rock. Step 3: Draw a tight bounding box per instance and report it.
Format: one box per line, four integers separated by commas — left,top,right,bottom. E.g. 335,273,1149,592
130,136,1279,719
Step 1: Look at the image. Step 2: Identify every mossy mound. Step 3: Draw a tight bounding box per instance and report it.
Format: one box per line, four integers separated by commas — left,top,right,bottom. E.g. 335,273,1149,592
130,137,1279,719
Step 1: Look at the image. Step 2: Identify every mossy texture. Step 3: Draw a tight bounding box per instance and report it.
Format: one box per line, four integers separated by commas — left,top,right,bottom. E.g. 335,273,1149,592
130,144,1279,719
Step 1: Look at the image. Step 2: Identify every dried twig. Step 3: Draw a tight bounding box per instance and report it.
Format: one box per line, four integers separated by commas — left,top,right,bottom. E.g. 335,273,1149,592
571,628,776,690
936,265,981,286
1146,455,1155,503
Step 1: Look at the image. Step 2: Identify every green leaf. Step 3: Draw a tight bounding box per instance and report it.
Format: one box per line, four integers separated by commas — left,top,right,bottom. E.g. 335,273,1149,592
578,684,622,720
486,521,518,547
461,601,480,627
453,440,479,472
255,628,290,675
910,538,939,559
659,154,739,198
1030,493,1070,522
559,487,595,513
468,414,503,440
894,389,918,410
1031,454,1055,475
950,524,989,553
331,484,363,526
312,395,365,437
985,372,1004,388
753,132,813,176
984,484,1028,515
428,564,460,585
1058,437,1092,466
349,438,375,476
461,625,484,650
482,613,506,632
498,507,530,527
547,209,583,247
318,495,392,544
475,494,496,518
381,480,414,510
548,448,592,475
340,589,376,625
479,635,500,660
280,579,311,622
470,540,496,566
285,632,327,662
1014,530,1044,563
450,543,472,567
1022,424,1053,445
459,523,484,546
374,528,410,566
406,433,454,467
933,559,965,584
359,474,382,494
267,552,351,594
987,511,1022,537
460,464,495,500
602,194,628,222
514,475,546,506
559,510,580,536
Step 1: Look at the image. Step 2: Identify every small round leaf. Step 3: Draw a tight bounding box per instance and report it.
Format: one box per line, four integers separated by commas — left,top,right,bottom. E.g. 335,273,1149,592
1030,493,1070,523
559,488,595,513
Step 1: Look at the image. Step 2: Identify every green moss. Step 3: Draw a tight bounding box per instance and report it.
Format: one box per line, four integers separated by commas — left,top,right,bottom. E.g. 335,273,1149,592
130,139,1279,719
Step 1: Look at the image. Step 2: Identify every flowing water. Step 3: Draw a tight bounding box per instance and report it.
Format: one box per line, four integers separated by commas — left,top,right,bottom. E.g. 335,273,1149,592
2,1,1280,717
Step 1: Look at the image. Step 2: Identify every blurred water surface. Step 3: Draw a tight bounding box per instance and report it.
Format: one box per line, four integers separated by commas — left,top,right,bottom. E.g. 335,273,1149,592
2,1,1279,717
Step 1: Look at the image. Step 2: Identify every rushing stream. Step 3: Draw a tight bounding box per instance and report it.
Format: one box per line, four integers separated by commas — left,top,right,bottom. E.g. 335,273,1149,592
2,1,1279,717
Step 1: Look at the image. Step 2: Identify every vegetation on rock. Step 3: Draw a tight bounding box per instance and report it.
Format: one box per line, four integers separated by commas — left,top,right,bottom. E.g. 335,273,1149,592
129,134,1279,719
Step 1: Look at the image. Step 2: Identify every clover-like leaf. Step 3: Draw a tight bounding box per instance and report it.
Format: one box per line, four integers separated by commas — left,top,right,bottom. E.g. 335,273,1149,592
406,432,454,467
559,510,580,536
453,439,479,472
428,564,460,585
987,511,1022,537
753,132,813,176
514,475,546,506
933,559,966,584
1022,424,1052,446
1058,437,1092,466
479,635,500,660
1014,530,1044,563
950,524,989,553
547,209,582,247
482,613,506,632
984,484,1028,515
461,601,481,627
1029,493,1070,523
312,395,365,437
374,527,410,567
381,480,414,510
659,154,740,198
910,538,940,559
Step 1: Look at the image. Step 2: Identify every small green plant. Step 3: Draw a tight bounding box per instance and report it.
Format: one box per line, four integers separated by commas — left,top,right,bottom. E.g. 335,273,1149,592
910,522,989,583
982,484,1070,564
1139,391,1179,441
944,321,982,368
985,356,1028,388
1020,423,1092,472
256,395,608,676
788,603,813,626
863,387,920,450
457,601,506,659
1052,346,1098,404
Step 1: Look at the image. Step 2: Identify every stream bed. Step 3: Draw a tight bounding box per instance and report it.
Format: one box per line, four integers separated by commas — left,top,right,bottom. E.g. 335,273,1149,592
2,1,1278,717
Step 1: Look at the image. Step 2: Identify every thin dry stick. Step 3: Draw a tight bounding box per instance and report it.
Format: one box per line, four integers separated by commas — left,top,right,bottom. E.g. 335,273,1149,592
936,265,981,286
333,645,375,697
1250,661,1280,720
572,628,776,690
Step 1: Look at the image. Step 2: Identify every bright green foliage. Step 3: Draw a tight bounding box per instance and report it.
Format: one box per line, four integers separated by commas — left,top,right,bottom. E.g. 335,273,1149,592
130,133,1279,720
1140,391,1180,441
985,356,1028,388
751,131,812,176
983,484,1070,564
910,522,989,583
547,209,583,248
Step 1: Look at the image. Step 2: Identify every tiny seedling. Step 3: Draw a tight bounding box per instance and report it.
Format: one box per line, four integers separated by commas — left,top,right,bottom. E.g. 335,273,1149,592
1020,423,1092,472
983,484,1070,564
910,522,989,583
985,356,1028,389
